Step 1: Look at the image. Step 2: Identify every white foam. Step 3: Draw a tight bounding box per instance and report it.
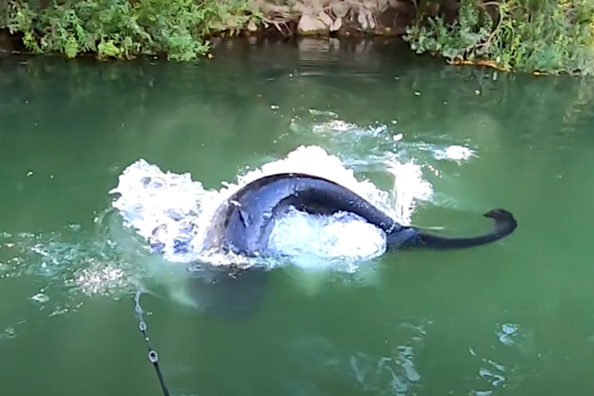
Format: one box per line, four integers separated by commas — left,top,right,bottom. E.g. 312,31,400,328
110,145,434,272
386,161,433,225
432,145,477,162
268,207,387,269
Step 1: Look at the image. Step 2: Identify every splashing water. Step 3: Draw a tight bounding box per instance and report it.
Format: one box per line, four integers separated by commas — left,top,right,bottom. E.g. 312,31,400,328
387,161,433,225
0,227,145,336
0,144,437,326
287,108,478,167
110,145,434,272
0,135,476,325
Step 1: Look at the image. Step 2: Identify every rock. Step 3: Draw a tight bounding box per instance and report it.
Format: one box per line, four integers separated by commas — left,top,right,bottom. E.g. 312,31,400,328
297,14,330,36
256,0,418,38
330,16,343,32
259,2,291,17
331,1,349,18
377,0,390,12
357,6,376,31
318,11,333,27
292,1,309,14
293,0,324,14
247,20,258,32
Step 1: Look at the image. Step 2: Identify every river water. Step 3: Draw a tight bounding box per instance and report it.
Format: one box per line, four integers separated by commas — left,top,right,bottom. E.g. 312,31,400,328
1,38,594,396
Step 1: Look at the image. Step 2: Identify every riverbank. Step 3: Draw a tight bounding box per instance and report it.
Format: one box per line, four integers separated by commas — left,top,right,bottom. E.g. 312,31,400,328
1,0,593,76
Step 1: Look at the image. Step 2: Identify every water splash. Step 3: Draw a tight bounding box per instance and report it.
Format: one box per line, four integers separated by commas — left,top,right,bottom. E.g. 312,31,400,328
497,323,520,346
0,144,438,327
75,265,128,296
0,228,142,304
268,208,386,272
0,227,146,341
386,160,433,226
288,108,478,167
290,109,389,138
109,145,434,272
432,144,477,162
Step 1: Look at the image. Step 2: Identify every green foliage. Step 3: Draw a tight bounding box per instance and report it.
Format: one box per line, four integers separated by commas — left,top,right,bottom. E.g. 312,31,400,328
404,0,594,75
406,0,494,61
2,0,261,60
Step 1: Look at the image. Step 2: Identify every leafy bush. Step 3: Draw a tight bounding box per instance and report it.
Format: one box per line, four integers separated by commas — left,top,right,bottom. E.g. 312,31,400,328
404,0,594,75
3,0,261,60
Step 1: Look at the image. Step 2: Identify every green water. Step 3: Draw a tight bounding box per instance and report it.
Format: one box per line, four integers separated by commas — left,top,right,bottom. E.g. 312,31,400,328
2,38,594,396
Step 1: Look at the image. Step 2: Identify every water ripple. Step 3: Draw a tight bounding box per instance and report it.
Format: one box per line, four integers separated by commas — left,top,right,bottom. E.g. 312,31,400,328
287,319,430,396
0,227,145,322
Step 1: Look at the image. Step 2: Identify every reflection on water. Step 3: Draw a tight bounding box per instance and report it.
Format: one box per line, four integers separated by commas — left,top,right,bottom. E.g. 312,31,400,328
1,38,594,395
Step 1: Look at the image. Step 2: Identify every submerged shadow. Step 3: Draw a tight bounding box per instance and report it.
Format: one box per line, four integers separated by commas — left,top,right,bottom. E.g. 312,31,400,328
185,265,270,322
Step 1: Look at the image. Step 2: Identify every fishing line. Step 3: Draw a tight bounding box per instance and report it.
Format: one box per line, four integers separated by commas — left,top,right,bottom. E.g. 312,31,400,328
134,289,171,396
